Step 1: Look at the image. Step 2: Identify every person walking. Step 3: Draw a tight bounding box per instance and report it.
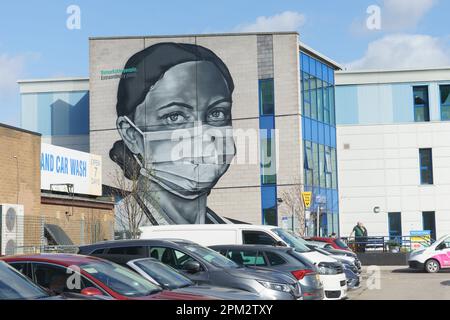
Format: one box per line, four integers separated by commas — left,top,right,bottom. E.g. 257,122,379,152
350,222,368,252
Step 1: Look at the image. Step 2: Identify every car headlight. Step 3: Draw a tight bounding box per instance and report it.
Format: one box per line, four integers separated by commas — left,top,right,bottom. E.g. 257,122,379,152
257,280,292,293
317,263,338,275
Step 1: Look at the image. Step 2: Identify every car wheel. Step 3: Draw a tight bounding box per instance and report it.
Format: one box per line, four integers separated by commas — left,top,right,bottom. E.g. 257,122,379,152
425,259,440,273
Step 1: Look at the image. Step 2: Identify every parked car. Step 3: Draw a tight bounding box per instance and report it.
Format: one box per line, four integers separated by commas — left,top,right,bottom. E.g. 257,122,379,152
209,244,324,300
306,244,361,289
126,258,262,300
306,237,353,252
79,239,302,300
0,260,109,300
139,224,347,300
409,234,450,273
0,254,214,300
307,242,362,272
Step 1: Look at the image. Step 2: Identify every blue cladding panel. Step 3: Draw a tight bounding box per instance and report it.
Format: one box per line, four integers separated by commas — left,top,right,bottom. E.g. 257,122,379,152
335,86,359,124
392,84,415,123
261,185,277,209
324,125,331,146
330,129,336,148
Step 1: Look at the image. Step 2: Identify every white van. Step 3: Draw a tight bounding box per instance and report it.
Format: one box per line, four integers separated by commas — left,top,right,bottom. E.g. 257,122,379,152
140,224,347,300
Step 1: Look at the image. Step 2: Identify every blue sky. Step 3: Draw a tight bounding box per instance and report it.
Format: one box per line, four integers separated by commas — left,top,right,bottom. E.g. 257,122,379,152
1,0,449,126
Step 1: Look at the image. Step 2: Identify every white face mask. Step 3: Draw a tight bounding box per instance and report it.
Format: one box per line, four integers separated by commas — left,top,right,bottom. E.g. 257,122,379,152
124,117,236,199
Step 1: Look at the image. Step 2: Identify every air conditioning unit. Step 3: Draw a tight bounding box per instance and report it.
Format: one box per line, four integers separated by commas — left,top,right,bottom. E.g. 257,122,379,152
0,204,24,256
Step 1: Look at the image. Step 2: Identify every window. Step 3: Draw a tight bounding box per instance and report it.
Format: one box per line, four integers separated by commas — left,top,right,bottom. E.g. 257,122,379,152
323,84,330,124
260,116,276,185
259,79,275,115
261,185,277,226
317,80,324,123
440,85,450,121
310,78,317,120
331,148,337,189
312,143,319,186
413,86,430,122
260,138,277,185
325,147,333,188
91,248,105,255
302,73,311,118
304,141,313,187
225,250,267,267
32,263,97,295
422,211,436,241
10,262,29,277
242,231,277,246
329,87,336,126
304,141,313,170
106,246,146,256
319,144,326,188
264,251,287,266
388,212,402,242
419,148,434,185
149,247,202,271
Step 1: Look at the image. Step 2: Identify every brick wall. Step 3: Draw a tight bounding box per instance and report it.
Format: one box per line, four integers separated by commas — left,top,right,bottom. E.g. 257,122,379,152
0,124,41,217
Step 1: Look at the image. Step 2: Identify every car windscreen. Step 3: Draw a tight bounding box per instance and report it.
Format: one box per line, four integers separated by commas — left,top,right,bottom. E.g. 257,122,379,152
271,228,312,253
0,262,48,300
184,245,239,268
133,259,193,290
80,260,162,297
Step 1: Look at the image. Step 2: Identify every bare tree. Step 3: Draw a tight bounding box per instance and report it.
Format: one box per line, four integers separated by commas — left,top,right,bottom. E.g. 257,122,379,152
111,168,156,240
279,182,307,236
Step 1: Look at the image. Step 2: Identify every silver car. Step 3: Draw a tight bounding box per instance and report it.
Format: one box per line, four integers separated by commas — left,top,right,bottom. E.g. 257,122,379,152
127,258,264,300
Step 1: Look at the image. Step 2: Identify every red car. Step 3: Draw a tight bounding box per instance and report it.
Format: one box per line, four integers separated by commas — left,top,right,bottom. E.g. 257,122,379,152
0,254,214,300
307,237,353,252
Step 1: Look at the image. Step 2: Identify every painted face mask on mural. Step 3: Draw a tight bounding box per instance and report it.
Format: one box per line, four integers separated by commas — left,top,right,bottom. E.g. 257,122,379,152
124,116,236,199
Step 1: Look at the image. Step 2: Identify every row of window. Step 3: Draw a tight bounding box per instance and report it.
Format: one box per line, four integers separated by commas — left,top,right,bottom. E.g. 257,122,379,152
304,141,338,190
413,85,450,122
259,78,278,227
388,211,437,241
301,72,336,125
300,52,335,85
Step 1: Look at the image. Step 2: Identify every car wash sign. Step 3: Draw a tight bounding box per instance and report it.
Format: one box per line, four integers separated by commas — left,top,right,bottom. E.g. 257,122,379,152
40,143,102,196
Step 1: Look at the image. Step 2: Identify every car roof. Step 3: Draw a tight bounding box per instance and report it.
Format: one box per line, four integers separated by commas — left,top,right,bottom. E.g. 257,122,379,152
79,238,198,251
0,253,104,266
209,244,293,252
140,224,278,232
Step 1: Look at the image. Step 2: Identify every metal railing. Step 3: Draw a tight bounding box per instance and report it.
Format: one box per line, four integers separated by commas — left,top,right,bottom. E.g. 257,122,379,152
341,236,433,253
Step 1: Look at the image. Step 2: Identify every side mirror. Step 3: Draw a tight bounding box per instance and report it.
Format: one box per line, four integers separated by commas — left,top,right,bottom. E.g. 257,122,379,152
183,261,201,274
80,287,104,296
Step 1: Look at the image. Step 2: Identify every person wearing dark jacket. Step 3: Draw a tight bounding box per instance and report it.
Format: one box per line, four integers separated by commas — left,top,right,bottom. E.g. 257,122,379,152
350,222,368,252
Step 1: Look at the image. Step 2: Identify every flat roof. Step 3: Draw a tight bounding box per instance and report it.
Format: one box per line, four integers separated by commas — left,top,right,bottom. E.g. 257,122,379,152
17,77,89,84
336,66,450,85
17,77,89,94
0,122,41,137
89,31,299,40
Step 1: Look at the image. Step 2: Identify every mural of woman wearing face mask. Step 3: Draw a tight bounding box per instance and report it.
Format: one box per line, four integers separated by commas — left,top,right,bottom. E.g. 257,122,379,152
109,43,236,225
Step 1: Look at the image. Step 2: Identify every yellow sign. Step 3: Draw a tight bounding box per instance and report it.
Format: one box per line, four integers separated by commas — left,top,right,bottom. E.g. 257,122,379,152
302,192,312,208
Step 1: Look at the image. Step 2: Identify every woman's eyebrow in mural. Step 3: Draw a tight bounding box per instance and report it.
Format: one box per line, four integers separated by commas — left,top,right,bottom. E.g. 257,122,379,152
157,102,194,111
207,98,232,109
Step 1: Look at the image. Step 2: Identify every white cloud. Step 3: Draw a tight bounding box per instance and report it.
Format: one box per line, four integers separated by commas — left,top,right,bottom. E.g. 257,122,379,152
0,53,26,94
383,0,436,30
345,34,450,70
0,53,31,126
234,11,306,33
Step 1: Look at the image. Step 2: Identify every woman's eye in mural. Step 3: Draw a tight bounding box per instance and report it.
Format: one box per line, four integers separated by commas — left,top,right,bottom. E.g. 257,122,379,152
161,111,191,127
207,107,231,126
